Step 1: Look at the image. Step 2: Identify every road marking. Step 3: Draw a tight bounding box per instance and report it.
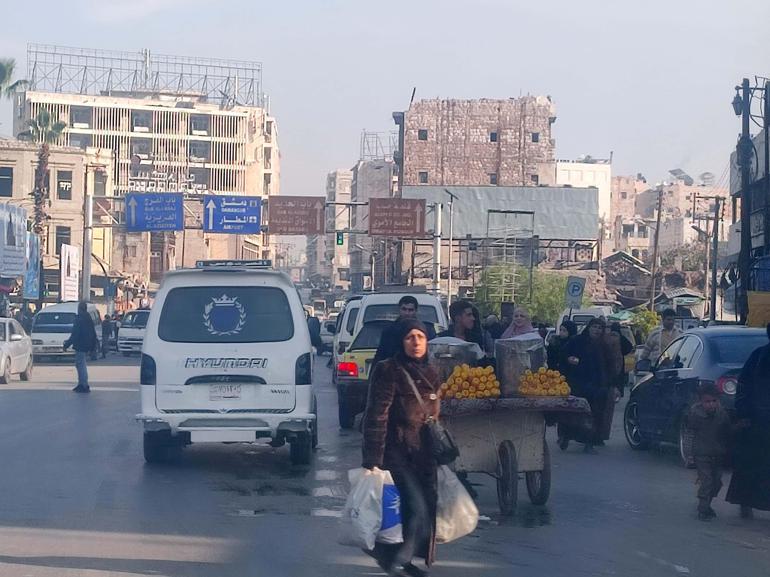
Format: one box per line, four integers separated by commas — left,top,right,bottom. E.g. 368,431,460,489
314,470,340,481
312,486,346,498
318,455,338,463
311,508,342,518
637,551,690,574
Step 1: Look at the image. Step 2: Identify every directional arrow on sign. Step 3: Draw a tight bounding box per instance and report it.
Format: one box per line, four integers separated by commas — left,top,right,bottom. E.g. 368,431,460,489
206,198,217,230
127,196,138,227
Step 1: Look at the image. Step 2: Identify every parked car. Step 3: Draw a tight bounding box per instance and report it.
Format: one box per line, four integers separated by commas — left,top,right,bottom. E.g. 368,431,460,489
0,318,33,383
623,326,768,466
318,319,336,355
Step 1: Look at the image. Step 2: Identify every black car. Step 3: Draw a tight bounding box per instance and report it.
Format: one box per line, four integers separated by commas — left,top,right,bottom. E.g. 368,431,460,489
623,326,768,466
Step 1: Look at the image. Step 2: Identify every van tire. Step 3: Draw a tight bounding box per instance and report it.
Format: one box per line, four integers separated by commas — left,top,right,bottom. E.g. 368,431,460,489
143,431,174,464
0,358,10,384
290,435,312,466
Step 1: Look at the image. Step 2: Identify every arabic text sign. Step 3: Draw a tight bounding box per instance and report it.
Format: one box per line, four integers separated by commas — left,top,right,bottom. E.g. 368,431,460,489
60,244,80,302
268,196,325,235
125,193,184,232
203,195,262,234
368,198,426,237
0,203,27,277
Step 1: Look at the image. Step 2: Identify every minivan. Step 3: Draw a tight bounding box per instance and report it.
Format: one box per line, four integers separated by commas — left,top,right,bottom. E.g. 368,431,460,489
117,309,151,355
31,302,102,361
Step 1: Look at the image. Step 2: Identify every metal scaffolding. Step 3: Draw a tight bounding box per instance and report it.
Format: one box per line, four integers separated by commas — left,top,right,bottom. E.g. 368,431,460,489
26,44,264,107
360,130,398,161
483,210,536,304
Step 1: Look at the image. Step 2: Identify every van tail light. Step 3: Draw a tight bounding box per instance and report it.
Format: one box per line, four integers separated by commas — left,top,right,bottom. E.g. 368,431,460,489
295,353,312,385
140,354,156,386
716,376,738,395
337,362,358,378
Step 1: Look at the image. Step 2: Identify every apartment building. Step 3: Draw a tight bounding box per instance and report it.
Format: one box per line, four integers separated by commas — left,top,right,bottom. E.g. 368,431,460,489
324,169,353,290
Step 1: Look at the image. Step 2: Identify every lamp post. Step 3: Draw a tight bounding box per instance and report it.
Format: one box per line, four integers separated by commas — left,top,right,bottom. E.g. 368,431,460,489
444,189,457,306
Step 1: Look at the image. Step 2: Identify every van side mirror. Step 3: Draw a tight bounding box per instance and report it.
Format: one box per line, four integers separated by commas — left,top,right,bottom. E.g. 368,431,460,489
635,358,652,373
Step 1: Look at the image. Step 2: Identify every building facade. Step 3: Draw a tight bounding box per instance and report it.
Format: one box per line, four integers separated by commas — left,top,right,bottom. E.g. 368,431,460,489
547,157,612,223
325,169,352,290
394,97,556,188
14,45,278,284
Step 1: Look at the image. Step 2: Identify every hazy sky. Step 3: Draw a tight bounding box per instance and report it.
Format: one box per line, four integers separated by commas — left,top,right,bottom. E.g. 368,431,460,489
1,0,768,196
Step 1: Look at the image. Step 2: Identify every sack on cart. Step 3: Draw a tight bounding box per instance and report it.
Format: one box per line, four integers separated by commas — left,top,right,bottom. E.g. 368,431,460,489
340,467,404,550
436,465,479,544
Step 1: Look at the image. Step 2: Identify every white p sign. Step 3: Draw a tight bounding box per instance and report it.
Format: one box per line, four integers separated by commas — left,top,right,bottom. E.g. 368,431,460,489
565,276,586,309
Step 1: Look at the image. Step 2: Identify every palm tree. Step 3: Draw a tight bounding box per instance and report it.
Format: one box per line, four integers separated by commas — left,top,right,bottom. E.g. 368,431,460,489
19,108,66,252
0,58,28,98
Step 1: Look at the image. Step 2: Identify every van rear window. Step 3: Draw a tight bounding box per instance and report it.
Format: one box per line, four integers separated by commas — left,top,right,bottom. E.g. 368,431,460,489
33,312,76,333
158,286,294,343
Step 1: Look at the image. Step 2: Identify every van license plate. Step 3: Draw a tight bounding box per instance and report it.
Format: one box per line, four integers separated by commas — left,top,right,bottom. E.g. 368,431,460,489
209,384,242,401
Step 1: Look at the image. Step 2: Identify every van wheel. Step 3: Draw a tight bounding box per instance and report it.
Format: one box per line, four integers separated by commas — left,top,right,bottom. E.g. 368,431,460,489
0,358,10,384
20,357,33,381
143,431,175,464
338,397,354,429
290,435,312,466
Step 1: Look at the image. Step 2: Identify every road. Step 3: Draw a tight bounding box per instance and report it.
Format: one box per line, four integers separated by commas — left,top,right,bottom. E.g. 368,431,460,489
0,355,768,577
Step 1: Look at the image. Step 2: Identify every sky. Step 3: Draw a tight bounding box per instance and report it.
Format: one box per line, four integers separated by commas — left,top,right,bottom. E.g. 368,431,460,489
1,0,768,199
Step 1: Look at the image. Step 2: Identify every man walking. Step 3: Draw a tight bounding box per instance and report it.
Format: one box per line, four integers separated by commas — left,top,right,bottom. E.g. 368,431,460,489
640,308,682,362
63,301,97,393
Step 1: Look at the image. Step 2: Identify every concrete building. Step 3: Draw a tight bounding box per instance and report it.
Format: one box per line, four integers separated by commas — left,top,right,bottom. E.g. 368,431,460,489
0,139,115,299
548,157,612,223
14,45,279,285
324,169,352,290
393,97,556,188
305,234,330,285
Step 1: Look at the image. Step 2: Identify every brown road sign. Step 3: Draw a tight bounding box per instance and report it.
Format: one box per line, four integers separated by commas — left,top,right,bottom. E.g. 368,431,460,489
268,196,325,235
368,198,426,237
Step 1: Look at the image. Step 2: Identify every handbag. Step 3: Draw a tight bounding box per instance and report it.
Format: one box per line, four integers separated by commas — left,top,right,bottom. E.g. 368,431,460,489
401,368,459,465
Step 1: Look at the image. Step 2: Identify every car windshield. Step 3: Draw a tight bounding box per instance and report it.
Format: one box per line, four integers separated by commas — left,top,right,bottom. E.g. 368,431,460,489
158,286,294,343
121,311,150,328
32,312,76,333
363,304,439,325
710,335,768,364
350,321,389,351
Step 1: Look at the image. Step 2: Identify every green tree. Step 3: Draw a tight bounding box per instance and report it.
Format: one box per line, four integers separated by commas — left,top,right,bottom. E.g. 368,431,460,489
631,308,659,341
475,266,590,324
0,58,28,98
18,108,66,252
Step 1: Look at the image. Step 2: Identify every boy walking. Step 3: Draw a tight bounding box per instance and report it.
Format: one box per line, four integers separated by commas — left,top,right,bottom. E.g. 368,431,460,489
687,383,731,520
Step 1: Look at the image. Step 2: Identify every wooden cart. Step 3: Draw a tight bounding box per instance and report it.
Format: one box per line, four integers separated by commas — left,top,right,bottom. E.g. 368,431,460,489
441,396,591,515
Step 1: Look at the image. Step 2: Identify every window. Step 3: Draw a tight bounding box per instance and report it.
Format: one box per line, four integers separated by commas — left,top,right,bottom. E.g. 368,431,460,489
417,129,428,141
346,307,359,334
672,336,702,369
711,335,769,364
158,286,294,343
0,322,5,341
56,170,73,200
638,225,648,238
489,131,498,143
418,171,429,184
189,141,211,162
93,171,107,196
656,338,684,369
121,311,150,328
127,246,138,258
55,226,71,256
531,132,540,143
622,224,634,238
489,173,498,185
32,312,76,334
0,167,12,197
350,321,389,351
190,115,210,135
363,304,439,325
69,134,92,149
530,174,539,185
71,107,92,128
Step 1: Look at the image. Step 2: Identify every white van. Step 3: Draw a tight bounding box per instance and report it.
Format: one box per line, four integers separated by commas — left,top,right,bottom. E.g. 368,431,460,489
117,309,151,355
352,292,449,338
136,260,317,466
332,297,362,365
31,302,101,360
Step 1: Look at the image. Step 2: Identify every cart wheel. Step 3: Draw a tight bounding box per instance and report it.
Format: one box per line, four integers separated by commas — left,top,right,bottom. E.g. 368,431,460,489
526,440,552,506
496,440,518,516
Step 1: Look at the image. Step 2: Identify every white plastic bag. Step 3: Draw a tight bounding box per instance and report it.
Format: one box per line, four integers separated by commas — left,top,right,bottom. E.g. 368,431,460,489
340,468,403,550
435,465,479,544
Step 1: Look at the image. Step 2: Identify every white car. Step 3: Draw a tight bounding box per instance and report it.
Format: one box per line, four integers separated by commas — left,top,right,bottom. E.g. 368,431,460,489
136,260,317,466
351,292,449,337
117,309,150,355
0,318,33,383
31,302,102,360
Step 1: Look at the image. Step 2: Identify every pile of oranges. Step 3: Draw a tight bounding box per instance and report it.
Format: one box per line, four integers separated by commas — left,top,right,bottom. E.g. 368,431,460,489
519,367,571,397
440,364,502,400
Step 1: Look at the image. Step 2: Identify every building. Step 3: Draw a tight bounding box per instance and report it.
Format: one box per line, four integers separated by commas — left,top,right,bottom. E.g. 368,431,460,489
610,174,649,250
14,44,279,284
305,234,330,286
393,97,556,188
547,156,612,224
324,169,352,290
0,139,115,300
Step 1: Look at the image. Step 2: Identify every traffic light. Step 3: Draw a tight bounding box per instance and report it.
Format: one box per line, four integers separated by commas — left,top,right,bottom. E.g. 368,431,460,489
336,232,344,246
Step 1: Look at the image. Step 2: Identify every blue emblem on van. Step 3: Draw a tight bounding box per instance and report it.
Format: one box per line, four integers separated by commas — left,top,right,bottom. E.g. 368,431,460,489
203,294,246,336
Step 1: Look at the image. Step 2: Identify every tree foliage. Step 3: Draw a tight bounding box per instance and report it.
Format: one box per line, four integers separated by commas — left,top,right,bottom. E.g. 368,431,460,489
475,266,590,324
631,308,659,341
0,58,28,98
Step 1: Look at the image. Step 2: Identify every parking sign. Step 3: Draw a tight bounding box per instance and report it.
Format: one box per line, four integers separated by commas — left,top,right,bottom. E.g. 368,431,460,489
565,276,586,309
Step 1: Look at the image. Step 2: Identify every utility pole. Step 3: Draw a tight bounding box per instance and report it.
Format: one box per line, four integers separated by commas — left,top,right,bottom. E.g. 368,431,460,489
649,188,663,311
444,189,457,306
736,78,753,324
432,202,443,295
710,197,721,322
81,168,94,302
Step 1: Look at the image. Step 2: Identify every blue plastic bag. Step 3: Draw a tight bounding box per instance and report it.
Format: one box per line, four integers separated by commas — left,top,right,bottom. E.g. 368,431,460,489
378,478,403,544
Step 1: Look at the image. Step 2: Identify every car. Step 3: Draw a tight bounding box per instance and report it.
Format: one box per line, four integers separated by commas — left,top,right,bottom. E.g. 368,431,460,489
0,318,33,383
332,297,363,374
318,319,336,355
336,319,391,428
623,326,768,467
117,309,151,355
31,302,102,361
351,292,448,338
135,260,317,466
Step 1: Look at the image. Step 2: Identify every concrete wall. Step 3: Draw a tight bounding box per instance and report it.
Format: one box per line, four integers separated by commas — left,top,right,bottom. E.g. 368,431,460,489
401,97,556,187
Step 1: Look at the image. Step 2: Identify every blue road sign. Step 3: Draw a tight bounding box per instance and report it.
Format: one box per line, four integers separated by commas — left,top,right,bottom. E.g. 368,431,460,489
125,193,184,232
203,195,262,234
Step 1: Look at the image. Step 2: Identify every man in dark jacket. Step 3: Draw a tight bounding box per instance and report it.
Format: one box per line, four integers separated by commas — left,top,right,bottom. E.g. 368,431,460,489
63,301,97,393
371,296,436,370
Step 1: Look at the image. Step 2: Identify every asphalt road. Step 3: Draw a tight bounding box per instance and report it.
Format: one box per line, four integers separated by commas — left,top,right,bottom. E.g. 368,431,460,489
0,354,768,577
